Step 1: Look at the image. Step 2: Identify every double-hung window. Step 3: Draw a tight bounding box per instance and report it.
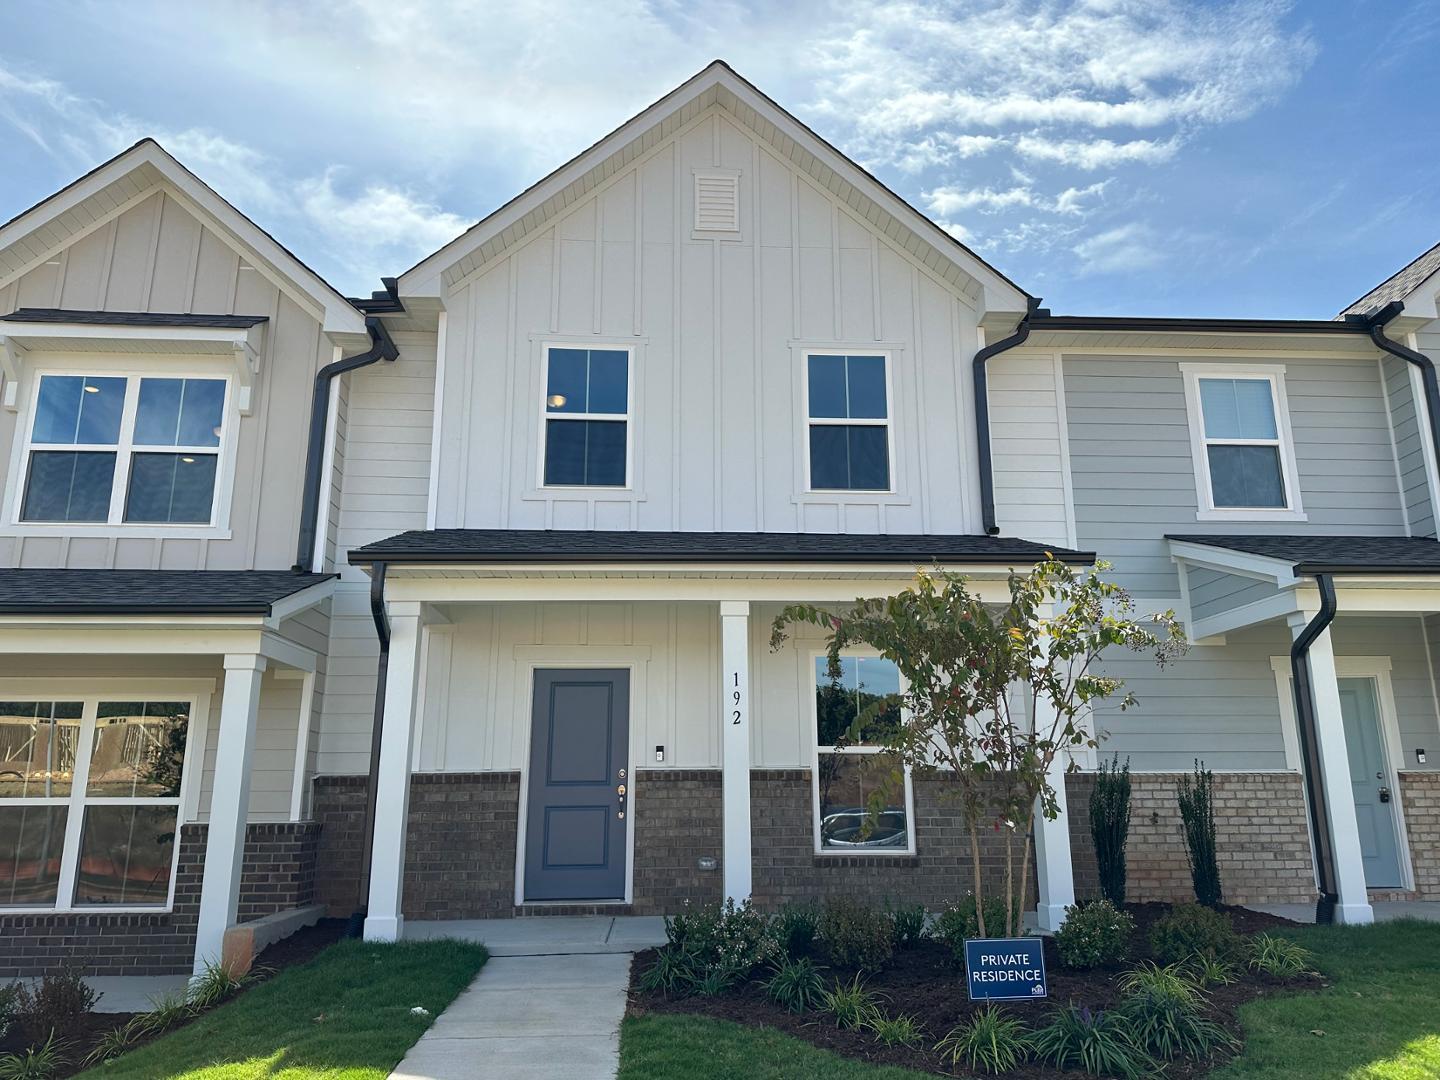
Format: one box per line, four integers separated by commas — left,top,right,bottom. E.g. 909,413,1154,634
1182,366,1302,518
541,346,630,487
812,655,913,854
18,373,228,525
805,353,891,491
0,696,194,910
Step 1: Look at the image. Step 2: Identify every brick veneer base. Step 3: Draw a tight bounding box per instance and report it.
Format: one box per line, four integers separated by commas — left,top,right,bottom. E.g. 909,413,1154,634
1400,771,1440,899
0,821,321,978
1066,771,1316,906
750,769,1036,911
312,772,520,920
632,770,724,913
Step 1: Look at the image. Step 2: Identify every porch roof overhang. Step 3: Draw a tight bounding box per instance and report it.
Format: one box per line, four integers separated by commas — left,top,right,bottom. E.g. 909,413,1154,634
1166,534,1440,640
349,528,1092,566
0,569,335,668
350,529,1092,607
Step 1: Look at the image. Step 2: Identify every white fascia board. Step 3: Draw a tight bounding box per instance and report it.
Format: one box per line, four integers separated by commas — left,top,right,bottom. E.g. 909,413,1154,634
397,63,1029,317
265,577,337,626
1167,539,1300,586
1190,590,1302,642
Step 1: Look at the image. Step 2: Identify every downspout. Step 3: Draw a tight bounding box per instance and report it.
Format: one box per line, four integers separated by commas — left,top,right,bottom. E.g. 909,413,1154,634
1289,573,1338,925
1363,300,1440,483
973,297,1041,535
293,317,399,572
348,560,391,937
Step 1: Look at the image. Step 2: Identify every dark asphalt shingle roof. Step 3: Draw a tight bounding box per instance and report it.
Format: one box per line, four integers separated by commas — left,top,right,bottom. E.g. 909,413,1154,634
1339,241,1440,317
0,570,334,615
349,529,1093,565
1166,534,1440,574
1,308,268,328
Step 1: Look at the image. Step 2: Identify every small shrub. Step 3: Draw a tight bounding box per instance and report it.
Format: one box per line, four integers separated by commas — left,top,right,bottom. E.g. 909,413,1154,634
130,988,195,1037
771,903,820,959
887,902,927,949
0,982,21,1040
819,974,884,1029
1247,933,1315,979
1187,951,1237,986
81,1018,145,1067
663,897,778,985
636,948,700,996
1055,899,1134,969
935,1006,1033,1075
12,967,98,1044
188,959,257,1011
690,967,735,997
1178,760,1222,905
816,898,894,971
762,956,826,1013
1118,963,1236,1060
867,1012,925,1049
1090,755,1132,906
1029,1004,1154,1079
1148,903,1240,965
0,1034,68,1080
932,894,1016,964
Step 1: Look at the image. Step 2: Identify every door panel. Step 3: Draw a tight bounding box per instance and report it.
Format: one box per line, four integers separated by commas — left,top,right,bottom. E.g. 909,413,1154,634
524,669,629,900
1337,677,1402,889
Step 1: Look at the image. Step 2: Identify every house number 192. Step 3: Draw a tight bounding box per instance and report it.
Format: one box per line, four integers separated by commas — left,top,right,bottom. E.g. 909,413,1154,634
731,671,743,725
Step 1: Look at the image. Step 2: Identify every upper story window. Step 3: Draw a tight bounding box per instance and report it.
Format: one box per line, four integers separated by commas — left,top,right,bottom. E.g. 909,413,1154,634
1182,364,1304,521
17,373,228,526
0,695,194,911
541,346,630,488
805,353,891,491
812,654,913,855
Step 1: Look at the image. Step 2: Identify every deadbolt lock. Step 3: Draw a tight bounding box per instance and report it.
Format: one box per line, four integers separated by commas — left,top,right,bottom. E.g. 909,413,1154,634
618,768,626,778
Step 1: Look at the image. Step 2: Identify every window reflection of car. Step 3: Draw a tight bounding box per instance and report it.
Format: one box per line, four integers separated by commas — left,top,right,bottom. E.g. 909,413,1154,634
820,808,908,848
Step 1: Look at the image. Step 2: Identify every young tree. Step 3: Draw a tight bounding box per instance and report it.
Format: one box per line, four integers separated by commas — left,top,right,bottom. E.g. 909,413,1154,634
771,557,1186,937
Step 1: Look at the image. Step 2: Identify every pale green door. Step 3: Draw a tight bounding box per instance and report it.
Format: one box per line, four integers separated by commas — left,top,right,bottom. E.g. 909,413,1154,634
1337,677,1403,889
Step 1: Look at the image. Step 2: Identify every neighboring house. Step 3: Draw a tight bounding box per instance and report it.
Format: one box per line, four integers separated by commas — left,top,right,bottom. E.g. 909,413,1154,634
0,61,1437,978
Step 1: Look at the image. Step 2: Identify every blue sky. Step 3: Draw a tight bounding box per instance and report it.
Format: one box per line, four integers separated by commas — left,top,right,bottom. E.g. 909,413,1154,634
1,0,1436,318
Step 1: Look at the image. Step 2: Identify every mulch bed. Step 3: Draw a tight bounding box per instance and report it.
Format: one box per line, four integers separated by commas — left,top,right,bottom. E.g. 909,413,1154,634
2,918,348,1077
627,903,1324,1078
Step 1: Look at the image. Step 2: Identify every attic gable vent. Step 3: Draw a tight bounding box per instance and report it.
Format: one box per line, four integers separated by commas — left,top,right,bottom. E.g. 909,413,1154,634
694,172,740,235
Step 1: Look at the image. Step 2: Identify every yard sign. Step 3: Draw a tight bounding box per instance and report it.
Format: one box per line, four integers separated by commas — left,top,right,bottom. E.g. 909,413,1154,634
964,937,1047,1001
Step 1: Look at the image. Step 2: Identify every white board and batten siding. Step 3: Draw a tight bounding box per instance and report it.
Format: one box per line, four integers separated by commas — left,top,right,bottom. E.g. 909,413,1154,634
0,188,332,571
428,106,998,537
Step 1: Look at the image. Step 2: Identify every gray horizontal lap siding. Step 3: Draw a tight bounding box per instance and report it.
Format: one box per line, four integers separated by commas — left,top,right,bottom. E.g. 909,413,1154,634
1186,567,1278,623
1065,355,1407,597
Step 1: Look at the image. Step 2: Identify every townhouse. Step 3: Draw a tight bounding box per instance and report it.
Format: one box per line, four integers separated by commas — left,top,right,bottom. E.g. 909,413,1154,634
0,62,1436,977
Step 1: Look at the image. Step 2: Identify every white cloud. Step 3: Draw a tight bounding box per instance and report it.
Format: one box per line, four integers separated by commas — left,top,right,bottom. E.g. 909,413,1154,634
1073,224,1168,274
296,172,470,278
926,185,1037,215
1014,135,1180,170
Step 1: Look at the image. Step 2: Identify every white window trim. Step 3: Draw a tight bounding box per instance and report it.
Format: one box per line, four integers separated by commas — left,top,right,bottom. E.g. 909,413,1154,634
2,356,239,539
1180,363,1306,522
0,678,212,915
809,648,916,857
800,349,898,495
536,342,635,491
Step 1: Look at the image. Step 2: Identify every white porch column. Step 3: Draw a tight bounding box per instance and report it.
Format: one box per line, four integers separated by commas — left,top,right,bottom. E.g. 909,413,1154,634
364,603,424,942
1291,615,1374,925
193,654,266,974
720,601,753,904
1032,708,1077,933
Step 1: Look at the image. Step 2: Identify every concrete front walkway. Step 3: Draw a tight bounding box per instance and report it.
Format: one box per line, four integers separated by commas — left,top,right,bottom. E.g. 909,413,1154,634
390,917,667,1080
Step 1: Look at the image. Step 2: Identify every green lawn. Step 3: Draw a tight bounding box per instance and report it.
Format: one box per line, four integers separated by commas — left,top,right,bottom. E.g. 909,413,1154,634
619,919,1440,1080
79,938,487,1080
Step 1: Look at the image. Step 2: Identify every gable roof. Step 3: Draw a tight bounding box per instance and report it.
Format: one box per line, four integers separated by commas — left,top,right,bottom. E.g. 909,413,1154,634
1340,239,1440,320
399,60,1031,316
0,140,367,337
1166,534,1440,575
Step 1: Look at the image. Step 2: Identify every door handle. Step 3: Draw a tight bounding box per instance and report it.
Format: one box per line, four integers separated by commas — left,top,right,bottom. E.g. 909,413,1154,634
1378,786,1391,804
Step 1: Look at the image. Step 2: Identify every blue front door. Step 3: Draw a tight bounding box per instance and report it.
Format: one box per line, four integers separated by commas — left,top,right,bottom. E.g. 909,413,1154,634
1338,677,1403,889
524,669,630,901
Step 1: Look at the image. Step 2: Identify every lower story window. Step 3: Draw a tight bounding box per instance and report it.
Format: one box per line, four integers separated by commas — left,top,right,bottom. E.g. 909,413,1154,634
812,655,912,853
0,697,192,910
